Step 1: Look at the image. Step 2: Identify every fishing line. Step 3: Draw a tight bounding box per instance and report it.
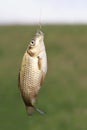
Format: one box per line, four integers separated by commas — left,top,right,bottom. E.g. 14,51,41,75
38,8,42,30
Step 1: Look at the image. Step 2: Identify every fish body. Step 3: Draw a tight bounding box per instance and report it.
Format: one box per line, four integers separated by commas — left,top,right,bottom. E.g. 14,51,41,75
18,31,47,115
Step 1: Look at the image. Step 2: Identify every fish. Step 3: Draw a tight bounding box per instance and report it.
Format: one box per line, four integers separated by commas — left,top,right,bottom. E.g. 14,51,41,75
18,30,47,115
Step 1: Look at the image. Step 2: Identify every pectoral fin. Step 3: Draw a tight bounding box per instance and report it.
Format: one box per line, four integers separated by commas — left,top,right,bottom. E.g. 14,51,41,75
37,56,46,85
38,56,42,70
40,72,46,86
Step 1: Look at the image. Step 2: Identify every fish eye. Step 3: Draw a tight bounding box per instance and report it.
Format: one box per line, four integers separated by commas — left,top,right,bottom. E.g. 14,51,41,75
31,41,34,44
30,40,35,46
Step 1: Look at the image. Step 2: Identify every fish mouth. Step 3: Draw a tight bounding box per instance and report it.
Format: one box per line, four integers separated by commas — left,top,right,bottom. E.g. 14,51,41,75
36,30,44,36
34,30,44,41
35,30,44,40
32,30,44,40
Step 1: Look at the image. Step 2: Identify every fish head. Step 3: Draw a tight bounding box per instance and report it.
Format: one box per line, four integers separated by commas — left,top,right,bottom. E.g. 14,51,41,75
27,30,44,56
29,30,44,48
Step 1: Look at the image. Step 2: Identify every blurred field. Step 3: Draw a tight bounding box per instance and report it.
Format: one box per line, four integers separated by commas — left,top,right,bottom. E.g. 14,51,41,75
0,25,87,130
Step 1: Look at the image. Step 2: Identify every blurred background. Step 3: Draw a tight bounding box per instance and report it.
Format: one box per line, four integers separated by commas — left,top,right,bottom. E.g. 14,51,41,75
0,0,87,24
0,0,87,130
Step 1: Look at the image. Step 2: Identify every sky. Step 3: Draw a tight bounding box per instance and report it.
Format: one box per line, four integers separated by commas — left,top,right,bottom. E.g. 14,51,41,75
0,0,87,24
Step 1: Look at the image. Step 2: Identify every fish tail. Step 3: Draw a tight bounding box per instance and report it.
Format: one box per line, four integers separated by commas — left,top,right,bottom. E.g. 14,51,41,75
26,106,35,116
26,105,45,115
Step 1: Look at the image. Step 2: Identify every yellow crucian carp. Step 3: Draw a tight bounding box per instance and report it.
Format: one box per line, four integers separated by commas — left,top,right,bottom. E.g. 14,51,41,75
18,30,47,115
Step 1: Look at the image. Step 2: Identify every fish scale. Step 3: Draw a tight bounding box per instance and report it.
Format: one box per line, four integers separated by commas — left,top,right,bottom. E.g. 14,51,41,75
21,52,42,101
19,30,47,115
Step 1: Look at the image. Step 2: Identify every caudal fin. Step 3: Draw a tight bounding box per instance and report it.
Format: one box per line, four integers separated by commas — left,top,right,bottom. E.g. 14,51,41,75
26,106,34,116
26,106,45,115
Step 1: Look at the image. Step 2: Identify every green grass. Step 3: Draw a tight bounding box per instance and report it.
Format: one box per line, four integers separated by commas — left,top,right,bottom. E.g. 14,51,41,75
0,25,87,130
